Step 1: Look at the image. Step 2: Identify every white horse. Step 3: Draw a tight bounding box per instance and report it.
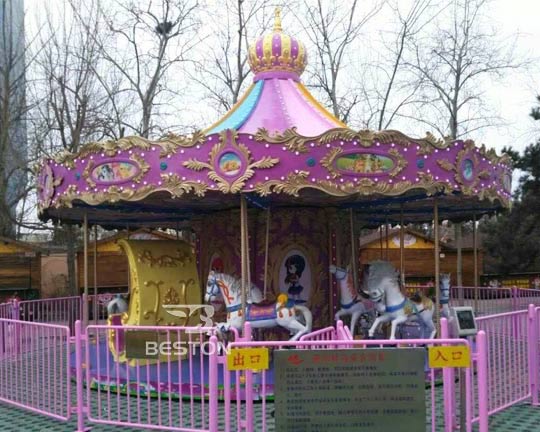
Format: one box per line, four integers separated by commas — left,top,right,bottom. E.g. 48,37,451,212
205,271,312,341
106,294,128,316
440,273,451,319
330,265,375,337
206,276,264,309
364,261,436,340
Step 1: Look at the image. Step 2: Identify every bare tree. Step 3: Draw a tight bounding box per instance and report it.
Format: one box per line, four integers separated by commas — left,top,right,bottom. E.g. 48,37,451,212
405,0,520,140
373,0,443,130
32,0,116,294
297,0,383,124
91,0,200,137
193,0,272,114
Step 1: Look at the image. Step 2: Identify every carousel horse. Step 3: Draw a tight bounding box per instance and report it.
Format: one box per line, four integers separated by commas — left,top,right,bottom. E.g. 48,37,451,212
206,277,264,308
205,271,312,341
107,294,128,316
364,261,436,340
330,265,375,337
440,273,451,319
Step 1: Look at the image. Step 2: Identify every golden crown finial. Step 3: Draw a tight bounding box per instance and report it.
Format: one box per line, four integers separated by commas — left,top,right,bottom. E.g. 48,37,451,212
273,7,282,32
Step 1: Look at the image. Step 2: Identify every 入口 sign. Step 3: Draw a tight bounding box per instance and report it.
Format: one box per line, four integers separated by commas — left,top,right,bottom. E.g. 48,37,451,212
428,345,471,368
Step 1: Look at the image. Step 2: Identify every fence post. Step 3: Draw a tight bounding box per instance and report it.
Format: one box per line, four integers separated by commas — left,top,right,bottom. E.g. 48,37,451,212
440,318,455,432
243,321,254,432
208,335,218,432
528,304,538,405
476,331,489,432
11,300,20,355
11,300,20,321
74,320,86,432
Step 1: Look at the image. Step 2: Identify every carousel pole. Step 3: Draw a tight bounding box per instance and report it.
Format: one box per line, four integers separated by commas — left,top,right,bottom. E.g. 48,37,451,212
400,204,405,288
379,225,383,259
455,222,464,306
473,214,478,311
385,217,389,260
93,225,98,325
263,207,271,299
349,209,359,292
240,195,248,329
83,213,89,329
433,199,441,335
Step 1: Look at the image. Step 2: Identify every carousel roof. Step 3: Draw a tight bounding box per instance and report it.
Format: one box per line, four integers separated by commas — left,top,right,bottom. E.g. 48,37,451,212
37,9,513,229
205,10,345,136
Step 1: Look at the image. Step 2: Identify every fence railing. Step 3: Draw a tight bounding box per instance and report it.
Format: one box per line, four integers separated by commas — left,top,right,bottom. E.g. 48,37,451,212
0,319,71,420
0,302,14,320
81,323,219,432
18,296,81,331
475,309,532,421
229,321,482,432
4,298,540,431
449,286,540,316
299,325,337,342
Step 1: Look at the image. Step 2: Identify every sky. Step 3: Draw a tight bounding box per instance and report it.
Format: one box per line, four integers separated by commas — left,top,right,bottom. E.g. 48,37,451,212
479,0,540,153
25,0,540,155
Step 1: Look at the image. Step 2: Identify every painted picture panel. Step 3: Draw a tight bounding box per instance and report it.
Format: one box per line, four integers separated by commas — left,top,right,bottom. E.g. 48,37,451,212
279,249,311,303
218,152,242,177
93,161,138,183
336,153,394,175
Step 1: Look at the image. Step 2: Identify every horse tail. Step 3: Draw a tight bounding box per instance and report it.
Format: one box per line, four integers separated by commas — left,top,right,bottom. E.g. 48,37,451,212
294,305,313,332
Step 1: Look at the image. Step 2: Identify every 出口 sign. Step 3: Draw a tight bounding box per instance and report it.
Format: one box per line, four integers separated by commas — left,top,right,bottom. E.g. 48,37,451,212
274,348,425,431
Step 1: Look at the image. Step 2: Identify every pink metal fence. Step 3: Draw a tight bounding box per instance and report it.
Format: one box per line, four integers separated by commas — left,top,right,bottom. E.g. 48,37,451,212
80,323,219,432
3,297,540,431
18,296,81,330
0,319,71,420
299,325,337,342
475,308,533,418
225,321,486,432
450,286,529,316
0,302,14,319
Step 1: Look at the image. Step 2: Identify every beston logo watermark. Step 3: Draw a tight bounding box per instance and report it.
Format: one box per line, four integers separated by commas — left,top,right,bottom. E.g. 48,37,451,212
145,339,232,356
141,304,232,356
162,304,216,329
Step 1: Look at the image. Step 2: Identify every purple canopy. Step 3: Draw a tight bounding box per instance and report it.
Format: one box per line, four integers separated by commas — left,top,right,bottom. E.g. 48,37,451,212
37,11,512,228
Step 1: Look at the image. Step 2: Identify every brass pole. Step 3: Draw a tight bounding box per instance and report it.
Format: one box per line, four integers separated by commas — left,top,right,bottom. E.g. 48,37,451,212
240,196,248,328
83,214,89,329
473,214,478,311
400,205,405,288
93,225,98,325
263,207,271,299
349,209,359,292
328,212,335,319
379,225,383,259
385,219,389,260
455,222,464,306
433,199,440,335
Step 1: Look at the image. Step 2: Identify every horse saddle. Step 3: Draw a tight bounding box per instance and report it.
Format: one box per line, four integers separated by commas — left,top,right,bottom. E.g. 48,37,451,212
246,304,277,321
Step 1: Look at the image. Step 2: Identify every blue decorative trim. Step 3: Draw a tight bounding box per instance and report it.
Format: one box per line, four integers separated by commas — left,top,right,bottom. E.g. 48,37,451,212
206,80,264,134
226,304,242,313
440,299,449,305
385,299,407,313
340,297,358,309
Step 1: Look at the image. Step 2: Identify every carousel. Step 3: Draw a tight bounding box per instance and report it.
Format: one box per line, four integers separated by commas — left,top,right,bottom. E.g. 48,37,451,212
36,9,512,400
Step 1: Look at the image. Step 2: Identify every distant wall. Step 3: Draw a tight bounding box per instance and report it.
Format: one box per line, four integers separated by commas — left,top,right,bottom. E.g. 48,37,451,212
41,253,69,298
360,248,483,286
